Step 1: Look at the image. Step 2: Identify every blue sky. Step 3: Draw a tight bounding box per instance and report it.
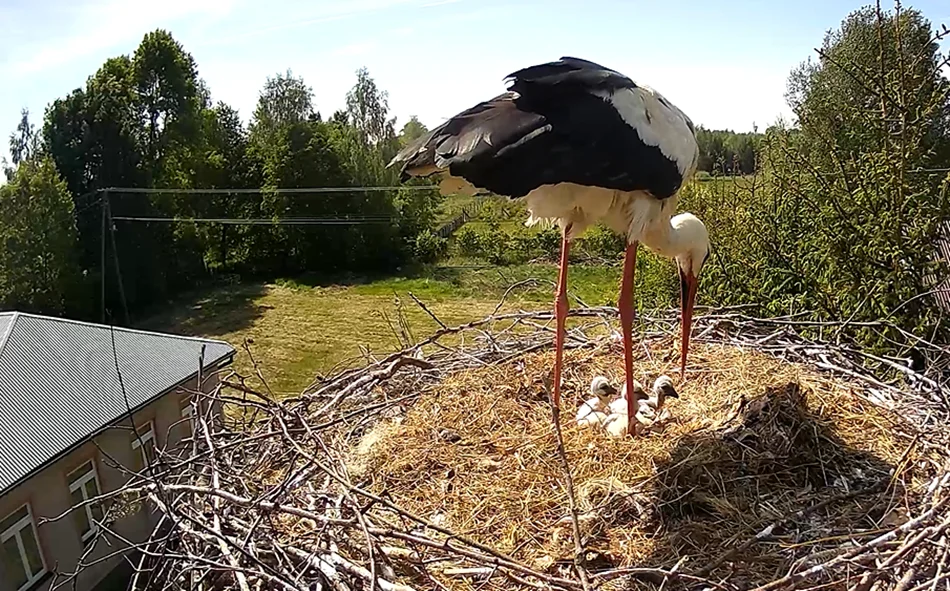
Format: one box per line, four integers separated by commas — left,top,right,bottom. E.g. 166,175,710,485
1,0,947,167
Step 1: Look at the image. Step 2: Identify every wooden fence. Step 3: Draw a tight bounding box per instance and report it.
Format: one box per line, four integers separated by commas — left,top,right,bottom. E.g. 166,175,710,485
435,200,486,238
933,220,950,311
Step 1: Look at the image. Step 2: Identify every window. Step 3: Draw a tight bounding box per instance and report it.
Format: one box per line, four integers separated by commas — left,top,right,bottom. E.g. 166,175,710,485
0,504,46,591
66,461,103,543
131,422,157,471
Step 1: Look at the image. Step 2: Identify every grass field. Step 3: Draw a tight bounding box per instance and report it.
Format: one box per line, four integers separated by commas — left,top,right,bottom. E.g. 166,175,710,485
142,180,731,398
139,262,646,397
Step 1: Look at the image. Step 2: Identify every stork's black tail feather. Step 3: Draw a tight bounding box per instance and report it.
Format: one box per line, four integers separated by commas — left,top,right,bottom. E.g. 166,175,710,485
504,56,635,95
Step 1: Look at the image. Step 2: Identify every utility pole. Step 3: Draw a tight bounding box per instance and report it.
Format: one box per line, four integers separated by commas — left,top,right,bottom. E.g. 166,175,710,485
101,189,108,323
106,196,130,325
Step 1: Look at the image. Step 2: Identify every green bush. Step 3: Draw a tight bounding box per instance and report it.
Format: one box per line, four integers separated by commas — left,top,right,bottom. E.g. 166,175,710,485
534,226,561,255
578,225,625,261
454,226,483,259
672,4,950,352
413,230,448,264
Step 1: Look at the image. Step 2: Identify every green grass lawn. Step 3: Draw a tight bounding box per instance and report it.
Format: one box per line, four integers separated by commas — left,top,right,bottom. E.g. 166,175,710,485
137,262,656,397
138,255,689,398
139,175,734,397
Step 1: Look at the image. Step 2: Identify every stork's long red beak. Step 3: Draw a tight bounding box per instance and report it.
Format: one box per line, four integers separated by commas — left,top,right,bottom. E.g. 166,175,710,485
679,269,698,380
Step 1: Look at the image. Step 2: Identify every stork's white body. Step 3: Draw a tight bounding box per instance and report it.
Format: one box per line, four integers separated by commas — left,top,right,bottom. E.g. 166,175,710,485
445,177,680,240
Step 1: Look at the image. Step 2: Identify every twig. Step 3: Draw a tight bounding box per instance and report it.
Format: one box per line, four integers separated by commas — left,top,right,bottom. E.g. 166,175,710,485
542,375,591,591
409,291,448,329
696,479,889,576
97,303,950,591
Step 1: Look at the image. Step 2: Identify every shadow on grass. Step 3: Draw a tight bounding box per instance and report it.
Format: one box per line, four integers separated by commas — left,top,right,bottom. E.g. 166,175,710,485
267,264,554,303
133,281,270,338
277,264,471,290
272,263,632,308
615,382,903,587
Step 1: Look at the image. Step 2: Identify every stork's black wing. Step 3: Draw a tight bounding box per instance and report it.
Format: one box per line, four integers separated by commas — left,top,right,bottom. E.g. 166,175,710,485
389,57,695,200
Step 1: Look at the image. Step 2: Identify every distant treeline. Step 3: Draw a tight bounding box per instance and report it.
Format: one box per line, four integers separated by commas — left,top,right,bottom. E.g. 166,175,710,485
0,30,443,321
694,126,761,176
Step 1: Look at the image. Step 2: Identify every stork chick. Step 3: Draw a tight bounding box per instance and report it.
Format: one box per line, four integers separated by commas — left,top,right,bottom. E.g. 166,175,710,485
576,376,616,428
635,375,678,421
608,375,678,417
602,375,678,437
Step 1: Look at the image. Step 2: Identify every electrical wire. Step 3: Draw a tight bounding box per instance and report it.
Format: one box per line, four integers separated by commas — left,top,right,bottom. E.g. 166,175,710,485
102,185,437,195
110,216,396,225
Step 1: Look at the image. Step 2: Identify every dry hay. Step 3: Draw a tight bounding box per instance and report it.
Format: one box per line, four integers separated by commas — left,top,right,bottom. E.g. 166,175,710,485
114,306,950,591
350,339,930,584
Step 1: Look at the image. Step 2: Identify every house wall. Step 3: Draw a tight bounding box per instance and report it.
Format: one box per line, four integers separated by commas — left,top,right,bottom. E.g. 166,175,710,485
0,370,224,591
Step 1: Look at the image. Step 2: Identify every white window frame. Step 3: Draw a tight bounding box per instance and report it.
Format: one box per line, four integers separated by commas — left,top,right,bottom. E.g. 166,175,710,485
67,461,103,543
131,420,157,470
0,503,47,591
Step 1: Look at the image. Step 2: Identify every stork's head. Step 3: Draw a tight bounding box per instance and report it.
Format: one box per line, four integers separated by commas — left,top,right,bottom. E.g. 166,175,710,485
589,376,618,405
671,213,710,380
652,375,679,400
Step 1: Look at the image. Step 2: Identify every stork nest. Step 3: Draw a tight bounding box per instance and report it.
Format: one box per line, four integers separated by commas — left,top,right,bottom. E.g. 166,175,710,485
114,305,950,591
349,340,930,587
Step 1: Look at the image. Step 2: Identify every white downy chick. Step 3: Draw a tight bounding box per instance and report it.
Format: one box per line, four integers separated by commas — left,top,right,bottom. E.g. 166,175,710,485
576,376,618,428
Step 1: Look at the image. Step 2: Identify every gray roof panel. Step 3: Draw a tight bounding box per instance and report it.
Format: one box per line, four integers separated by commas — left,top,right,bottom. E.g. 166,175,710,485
0,312,235,493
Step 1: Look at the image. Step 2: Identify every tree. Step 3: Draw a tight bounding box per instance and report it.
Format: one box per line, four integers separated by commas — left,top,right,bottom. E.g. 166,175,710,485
189,101,253,268
250,119,364,273
15,28,458,318
249,70,315,145
398,115,428,146
345,67,398,154
5,109,42,179
42,56,147,317
0,157,81,315
131,29,203,186
42,32,210,315
44,56,144,197
745,3,950,348
787,4,950,168
694,126,761,175
195,102,250,189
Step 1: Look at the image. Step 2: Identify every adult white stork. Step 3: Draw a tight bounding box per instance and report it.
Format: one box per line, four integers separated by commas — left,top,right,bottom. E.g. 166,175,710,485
388,57,710,435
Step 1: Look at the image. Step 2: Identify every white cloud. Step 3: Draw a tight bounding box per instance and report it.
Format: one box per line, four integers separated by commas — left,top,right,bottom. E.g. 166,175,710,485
420,0,463,7
197,0,434,48
331,42,379,58
6,0,236,76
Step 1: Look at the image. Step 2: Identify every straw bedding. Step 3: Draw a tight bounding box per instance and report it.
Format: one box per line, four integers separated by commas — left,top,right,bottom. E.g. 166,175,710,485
113,306,950,591
348,339,930,585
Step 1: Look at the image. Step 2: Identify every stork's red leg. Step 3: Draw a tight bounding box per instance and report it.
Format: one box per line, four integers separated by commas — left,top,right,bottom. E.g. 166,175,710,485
552,224,572,410
620,241,639,435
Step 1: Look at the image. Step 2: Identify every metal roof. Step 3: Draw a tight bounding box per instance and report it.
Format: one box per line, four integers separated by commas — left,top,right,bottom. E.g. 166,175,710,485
0,312,235,494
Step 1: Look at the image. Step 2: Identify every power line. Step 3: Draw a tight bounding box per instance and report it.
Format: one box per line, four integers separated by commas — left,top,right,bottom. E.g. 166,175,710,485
102,185,437,195
74,196,103,216
111,216,396,225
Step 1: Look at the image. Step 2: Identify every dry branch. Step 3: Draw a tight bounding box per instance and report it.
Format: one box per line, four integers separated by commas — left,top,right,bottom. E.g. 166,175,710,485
105,304,950,591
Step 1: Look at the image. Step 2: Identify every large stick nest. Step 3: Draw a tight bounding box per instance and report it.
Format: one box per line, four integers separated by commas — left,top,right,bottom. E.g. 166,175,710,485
112,306,950,591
